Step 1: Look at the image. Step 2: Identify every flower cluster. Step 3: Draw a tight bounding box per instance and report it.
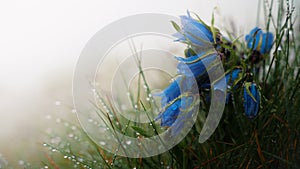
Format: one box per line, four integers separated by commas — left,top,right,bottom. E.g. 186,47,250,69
155,12,273,131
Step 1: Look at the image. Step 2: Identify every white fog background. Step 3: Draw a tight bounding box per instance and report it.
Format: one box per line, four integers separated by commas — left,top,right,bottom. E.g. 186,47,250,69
0,0,298,165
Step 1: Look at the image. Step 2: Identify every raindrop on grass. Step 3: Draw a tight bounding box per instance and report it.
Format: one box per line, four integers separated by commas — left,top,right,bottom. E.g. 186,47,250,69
125,140,132,145
18,160,24,165
99,141,106,146
68,133,74,138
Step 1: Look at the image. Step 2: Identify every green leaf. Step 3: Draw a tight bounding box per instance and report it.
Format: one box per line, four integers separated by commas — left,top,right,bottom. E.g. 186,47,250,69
131,126,151,137
211,8,217,44
171,20,181,32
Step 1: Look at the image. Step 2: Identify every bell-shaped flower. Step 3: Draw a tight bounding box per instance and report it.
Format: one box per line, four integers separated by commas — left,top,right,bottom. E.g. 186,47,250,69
245,27,273,54
173,11,214,48
243,82,261,118
176,52,217,78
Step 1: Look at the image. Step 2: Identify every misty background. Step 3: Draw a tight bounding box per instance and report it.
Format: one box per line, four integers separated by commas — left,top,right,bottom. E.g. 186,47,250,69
0,0,298,165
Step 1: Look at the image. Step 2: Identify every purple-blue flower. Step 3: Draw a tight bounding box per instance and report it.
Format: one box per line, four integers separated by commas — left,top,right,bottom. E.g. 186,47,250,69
155,12,219,134
156,99,181,127
245,27,273,54
204,68,242,103
155,77,181,107
243,82,260,118
225,68,242,89
176,52,217,78
174,11,214,48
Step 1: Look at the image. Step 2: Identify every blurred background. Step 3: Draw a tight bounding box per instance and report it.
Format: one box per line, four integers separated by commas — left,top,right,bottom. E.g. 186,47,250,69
0,0,298,167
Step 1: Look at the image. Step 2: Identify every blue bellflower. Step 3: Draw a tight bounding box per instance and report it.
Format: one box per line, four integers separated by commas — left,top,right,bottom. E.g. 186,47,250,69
176,52,217,78
170,96,195,136
205,68,242,103
245,27,273,54
155,76,195,127
156,99,181,127
214,68,242,91
243,82,261,118
156,12,218,134
155,85,196,131
155,77,181,107
174,11,214,48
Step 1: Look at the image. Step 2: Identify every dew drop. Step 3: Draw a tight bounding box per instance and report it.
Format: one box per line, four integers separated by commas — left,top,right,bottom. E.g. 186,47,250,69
126,140,132,145
18,160,24,165
99,141,106,146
